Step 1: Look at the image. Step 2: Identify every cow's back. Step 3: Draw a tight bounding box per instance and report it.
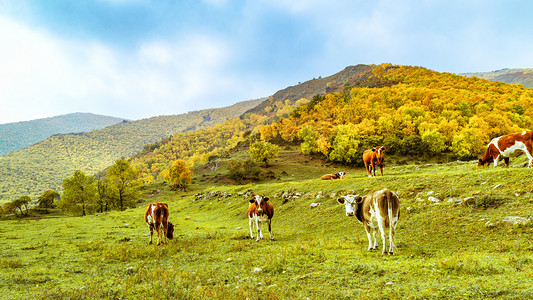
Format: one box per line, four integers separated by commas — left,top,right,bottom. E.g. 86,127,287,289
375,189,399,226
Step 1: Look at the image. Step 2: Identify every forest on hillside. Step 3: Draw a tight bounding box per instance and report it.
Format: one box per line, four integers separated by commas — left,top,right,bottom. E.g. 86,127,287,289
0,113,126,156
131,64,533,180
0,99,264,202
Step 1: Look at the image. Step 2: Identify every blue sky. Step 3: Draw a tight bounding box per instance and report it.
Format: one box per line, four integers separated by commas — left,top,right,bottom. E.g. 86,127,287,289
1,0,532,124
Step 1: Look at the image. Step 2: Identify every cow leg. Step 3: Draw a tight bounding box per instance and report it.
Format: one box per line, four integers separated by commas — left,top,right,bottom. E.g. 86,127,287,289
268,219,274,241
504,157,510,167
364,162,372,177
371,163,376,177
363,224,374,251
377,221,387,255
249,217,255,239
388,226,395,255
493,155,500,167
255,218,261,242
372,229,378,250
162,221,168,244
380,165,383,176
154,223,161,246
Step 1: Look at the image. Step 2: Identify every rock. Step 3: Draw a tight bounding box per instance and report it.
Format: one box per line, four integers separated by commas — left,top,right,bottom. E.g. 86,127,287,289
226,257,233,262
253,268,262,273
310,203,321,208
462,197,476,206
428,196,441,203
427,191,434,196
493,184,502,189
406,207,412,212
185,216,191,220
447,197,462,205
485,221,495,228
502,216,531,225
236,227,242,230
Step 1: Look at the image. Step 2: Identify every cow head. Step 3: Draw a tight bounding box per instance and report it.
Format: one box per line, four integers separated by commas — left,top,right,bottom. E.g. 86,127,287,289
337,195,362,217
374,146,385,163
167,222,174,239
249,195,270,215
338,172,345,179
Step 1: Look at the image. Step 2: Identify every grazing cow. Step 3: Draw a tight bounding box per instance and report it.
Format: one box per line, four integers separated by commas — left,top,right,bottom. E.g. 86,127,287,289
320,172,345,180
478,131,533,168
144,202,174,245
337,189,400,255
247,195,274,242
363,146,385,177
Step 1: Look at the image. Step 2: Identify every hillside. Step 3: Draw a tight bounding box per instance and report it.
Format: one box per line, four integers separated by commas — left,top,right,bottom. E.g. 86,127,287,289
1,146,532,298
0,113,126,156
131,64,533,182
0,99,264,202
461,68,533,88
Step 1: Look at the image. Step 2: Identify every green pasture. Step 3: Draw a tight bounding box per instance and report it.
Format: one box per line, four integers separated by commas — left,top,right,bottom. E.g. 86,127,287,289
1,160,533,299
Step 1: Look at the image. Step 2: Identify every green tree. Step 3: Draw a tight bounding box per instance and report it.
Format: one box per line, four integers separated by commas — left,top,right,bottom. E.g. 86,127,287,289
298,125,319,155
107,159,141,211
61,170,97,216
421,130,446,154
2,202,14,216
452,128,486,159
12,196,31,215
329,125,360,164
38,190,60,212
163,160,193,189
248,141,279,166
96,176,112,213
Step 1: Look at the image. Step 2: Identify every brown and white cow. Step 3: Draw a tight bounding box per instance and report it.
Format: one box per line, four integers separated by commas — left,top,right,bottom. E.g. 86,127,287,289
337,189,400,255
320,172,345,180
247,195,274,242
144,202,174,245
478,131,533,168
363,146,385,177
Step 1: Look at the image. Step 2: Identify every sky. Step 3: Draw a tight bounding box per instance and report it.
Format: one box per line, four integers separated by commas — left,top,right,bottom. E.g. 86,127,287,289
1,0,532,124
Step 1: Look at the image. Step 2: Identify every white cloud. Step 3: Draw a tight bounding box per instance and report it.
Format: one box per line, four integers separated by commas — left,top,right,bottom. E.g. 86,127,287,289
0,13,246,123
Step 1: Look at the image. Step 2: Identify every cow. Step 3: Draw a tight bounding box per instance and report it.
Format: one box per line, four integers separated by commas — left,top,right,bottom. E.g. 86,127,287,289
363,146,385,177
247,195,274,242
478,131,533,168
320,172,345,180
337,189,400,255
144,202,174,245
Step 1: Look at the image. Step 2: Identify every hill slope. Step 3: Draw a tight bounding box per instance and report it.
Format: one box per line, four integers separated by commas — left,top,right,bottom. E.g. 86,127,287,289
0,113,126,156
0,99,264,202
461,68,533,88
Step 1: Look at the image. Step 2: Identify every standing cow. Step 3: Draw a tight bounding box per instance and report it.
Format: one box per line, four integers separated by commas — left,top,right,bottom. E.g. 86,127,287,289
363,146,385,177
247,195,274,242
144,202,174,245
337,189,400,255
478,131,533,168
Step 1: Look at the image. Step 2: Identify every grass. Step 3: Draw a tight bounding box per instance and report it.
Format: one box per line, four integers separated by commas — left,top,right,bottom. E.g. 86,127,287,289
1,150,533,299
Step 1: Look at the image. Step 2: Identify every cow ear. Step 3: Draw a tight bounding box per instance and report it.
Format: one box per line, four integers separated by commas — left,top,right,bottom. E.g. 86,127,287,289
355,196,363,203
381,146,386,151
337,198,345,204
249,198,255,203
372,148,376,152
263,196,269,202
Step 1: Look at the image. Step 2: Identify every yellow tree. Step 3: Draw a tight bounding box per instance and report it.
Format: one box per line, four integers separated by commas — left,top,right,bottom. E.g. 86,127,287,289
164,160,193,190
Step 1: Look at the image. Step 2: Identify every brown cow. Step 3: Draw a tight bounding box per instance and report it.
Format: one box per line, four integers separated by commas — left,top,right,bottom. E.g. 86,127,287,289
337,189,400,255
478,131,533,168
363,146,385,177
144,202,174,245
320,172,345,180
247,195,274,242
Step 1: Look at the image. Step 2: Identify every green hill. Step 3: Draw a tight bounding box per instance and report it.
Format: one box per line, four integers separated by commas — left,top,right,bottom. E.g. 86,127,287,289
0,99,264,202
0,113,126,156
461,68,533,88
1,146,532,298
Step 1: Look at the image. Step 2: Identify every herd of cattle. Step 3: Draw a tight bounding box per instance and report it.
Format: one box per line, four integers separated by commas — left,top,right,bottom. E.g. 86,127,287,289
144,131,533,255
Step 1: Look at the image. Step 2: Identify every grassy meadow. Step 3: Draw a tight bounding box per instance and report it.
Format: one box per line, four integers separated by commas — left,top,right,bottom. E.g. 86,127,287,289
1,150,533,299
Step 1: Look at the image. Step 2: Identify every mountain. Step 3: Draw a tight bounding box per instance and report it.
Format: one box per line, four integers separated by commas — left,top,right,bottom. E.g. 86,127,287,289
0,113,126,156
0,99,264,202
460,68,533,88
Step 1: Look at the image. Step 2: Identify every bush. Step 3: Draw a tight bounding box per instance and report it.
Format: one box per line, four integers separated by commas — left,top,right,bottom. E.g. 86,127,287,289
475,194,503,209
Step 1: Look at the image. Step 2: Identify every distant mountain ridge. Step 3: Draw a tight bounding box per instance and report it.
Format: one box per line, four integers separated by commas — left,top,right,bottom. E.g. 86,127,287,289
0,99,264,202
0,112,126,156
460,68,533,88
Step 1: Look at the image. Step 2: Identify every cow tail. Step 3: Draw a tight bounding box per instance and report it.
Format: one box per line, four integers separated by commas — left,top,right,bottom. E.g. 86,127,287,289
387,190,396,254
